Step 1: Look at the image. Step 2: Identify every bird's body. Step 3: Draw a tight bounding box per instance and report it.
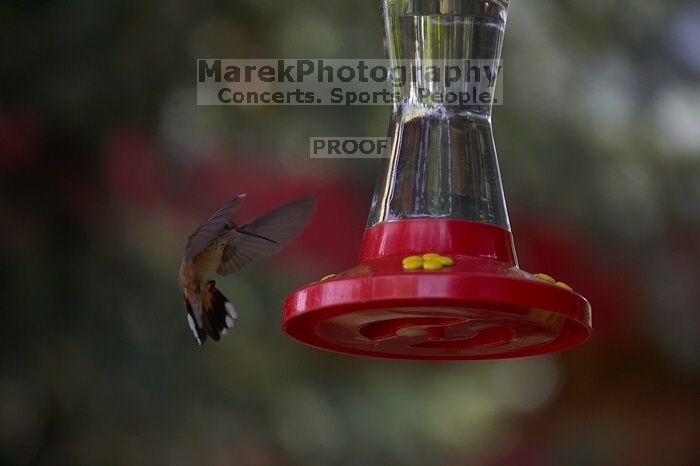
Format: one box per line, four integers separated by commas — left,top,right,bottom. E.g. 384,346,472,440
179,195,314,345
180,231,229,292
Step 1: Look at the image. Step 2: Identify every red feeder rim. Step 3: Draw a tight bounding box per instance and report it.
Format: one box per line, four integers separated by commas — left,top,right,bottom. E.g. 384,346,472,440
283,219,591,360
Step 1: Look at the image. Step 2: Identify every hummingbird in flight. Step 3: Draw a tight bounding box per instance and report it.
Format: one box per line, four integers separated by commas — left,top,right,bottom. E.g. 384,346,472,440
179,194,315,345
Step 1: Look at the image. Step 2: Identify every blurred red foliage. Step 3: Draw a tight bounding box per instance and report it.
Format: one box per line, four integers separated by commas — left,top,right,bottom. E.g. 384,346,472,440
101,126,368,268
512,215,642,343
0,108,42,172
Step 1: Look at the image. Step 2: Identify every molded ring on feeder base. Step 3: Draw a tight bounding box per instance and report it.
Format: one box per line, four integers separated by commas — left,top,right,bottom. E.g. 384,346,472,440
283,219,592,360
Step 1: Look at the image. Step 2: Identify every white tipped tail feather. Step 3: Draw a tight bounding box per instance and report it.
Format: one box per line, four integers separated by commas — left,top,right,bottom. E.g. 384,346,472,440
184,284,237,345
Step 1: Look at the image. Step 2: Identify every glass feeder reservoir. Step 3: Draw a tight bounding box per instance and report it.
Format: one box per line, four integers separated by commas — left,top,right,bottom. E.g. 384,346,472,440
283,0,591,360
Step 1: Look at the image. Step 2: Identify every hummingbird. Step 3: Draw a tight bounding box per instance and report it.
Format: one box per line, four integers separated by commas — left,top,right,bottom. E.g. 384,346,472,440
179,194,315,345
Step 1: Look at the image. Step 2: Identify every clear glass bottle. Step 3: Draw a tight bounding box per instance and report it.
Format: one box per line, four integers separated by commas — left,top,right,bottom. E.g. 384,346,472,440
368,0,510,230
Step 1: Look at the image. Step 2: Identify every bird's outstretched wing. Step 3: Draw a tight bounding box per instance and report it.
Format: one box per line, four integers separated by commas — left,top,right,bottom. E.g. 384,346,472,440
217,196,315,275
184,194,246,261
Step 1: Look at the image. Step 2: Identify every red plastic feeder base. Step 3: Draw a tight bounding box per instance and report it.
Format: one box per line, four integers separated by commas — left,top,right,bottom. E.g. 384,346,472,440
283,219,591,360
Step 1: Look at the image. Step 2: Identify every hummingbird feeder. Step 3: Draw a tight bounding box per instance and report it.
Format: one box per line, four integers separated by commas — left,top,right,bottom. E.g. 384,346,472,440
283,0,591,360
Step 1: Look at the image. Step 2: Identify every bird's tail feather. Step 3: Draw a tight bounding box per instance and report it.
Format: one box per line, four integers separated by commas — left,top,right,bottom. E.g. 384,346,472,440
184,283,237,345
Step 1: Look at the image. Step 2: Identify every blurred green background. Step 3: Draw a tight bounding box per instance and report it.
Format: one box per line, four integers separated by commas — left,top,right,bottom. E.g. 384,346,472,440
2,0,700,465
